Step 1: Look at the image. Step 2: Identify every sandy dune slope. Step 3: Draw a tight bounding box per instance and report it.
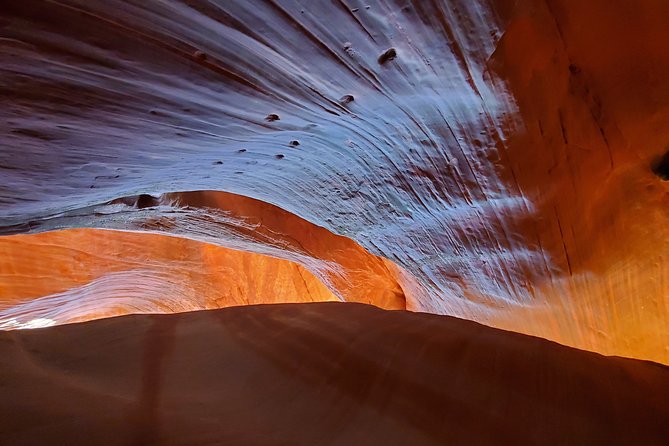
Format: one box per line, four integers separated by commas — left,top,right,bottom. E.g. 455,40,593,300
1,302,667,445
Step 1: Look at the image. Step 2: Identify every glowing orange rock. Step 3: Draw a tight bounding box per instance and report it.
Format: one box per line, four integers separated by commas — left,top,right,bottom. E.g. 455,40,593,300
0,229,340,326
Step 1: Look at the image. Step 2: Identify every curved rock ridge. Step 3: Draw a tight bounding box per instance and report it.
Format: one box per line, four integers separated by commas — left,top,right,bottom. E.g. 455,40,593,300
0,189,413,326
1,1,669,363
1,303,668,445
1,189,419,309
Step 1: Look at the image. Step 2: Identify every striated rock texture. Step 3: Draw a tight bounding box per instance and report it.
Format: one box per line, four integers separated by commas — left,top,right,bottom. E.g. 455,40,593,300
1,1,669,363
0,191,410,327
1,303,668,445
0,229,342,327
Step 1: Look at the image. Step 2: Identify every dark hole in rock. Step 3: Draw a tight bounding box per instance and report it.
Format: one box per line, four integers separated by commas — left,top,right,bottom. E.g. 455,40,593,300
652,150,669,180
193,50,207,61
266,113,280,122
340,95,355,105
213,160,223,165
569,64,581,74
378,48,397,64
238,148,247,153
275,154,285,159
289,140,300,147
136,194,158,209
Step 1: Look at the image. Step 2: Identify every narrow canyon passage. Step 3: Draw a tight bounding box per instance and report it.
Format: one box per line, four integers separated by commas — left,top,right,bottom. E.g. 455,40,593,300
3,0,669,363
2,0,669,443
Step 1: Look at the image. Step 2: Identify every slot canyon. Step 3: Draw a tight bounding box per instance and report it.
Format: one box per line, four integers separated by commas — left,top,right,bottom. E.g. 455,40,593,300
1,0,669,444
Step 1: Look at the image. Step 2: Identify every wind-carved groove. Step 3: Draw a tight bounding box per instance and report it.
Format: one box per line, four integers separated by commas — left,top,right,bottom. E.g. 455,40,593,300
558,109,569,145
553,205,573,277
